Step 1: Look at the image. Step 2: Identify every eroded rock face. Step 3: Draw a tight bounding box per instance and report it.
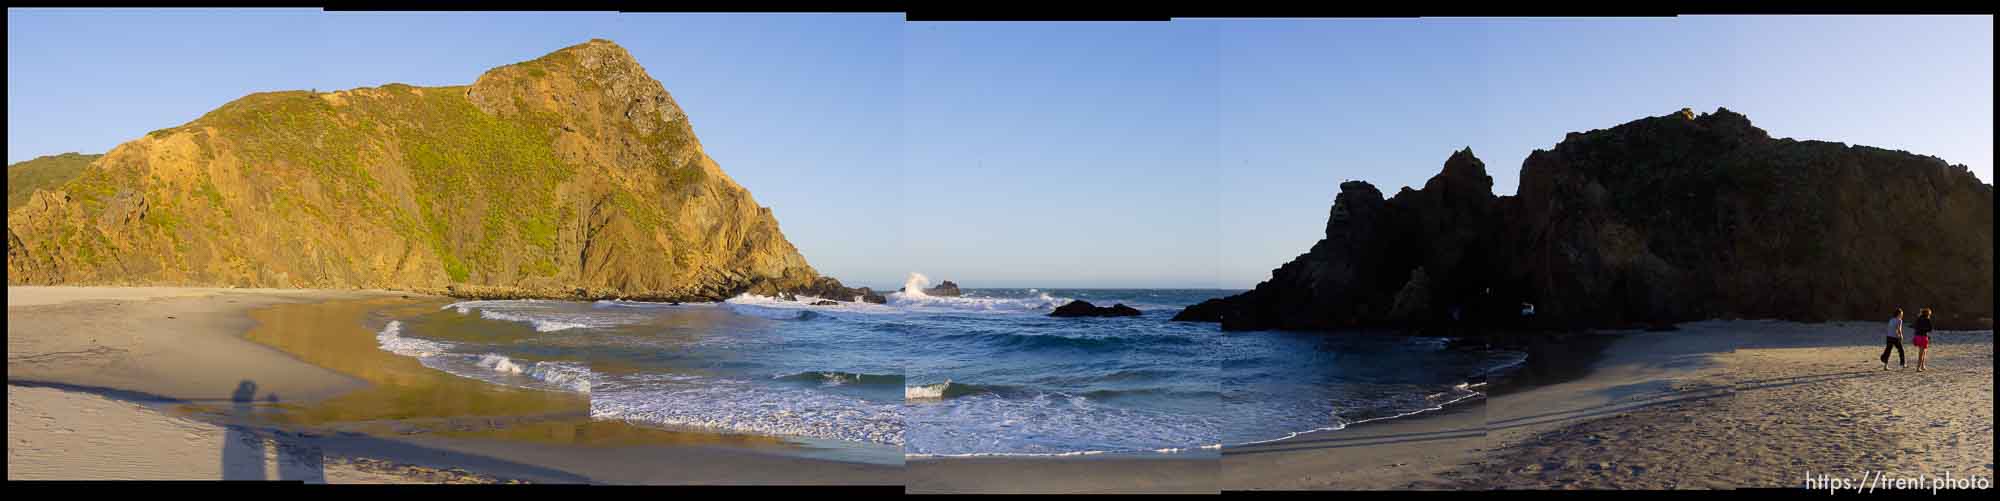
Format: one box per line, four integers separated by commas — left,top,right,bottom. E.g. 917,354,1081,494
4,39,867,302
1178,108,1994,331
1050,300,1142,318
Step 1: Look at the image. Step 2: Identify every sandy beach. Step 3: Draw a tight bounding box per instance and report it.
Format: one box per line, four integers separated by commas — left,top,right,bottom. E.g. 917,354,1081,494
1222,320,1994,490
1470,321,1993,489
1221,397,1488,490
906,454,1219,494
5,286,903,484
12,286,1990,489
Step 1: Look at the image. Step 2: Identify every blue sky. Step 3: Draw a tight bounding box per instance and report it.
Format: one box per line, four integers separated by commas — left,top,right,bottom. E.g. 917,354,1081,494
1212,16,1995,286
8,12,1992,289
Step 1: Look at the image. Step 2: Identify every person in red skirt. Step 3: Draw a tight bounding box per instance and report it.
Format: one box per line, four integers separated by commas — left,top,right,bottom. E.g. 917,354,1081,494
1912,308,1935,372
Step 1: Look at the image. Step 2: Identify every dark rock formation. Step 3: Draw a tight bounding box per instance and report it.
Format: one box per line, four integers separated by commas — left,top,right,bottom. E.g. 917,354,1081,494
1510,108,1992,329
898,279,962,297
1178,108,1994,331
926,280,962,296
1051,300,1142,318
1175,148,1507,331
810,299,839,306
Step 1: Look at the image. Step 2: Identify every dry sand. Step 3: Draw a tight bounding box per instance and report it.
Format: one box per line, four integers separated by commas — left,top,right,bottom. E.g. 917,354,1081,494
1222,320,1995,490
1470,321,1993,489
8,286,386,402
5,286,902,484
8,385,500,482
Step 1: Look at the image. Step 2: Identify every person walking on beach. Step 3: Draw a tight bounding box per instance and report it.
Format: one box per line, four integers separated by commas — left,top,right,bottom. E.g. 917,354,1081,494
1912,308,1934,372
1880,308,1906,371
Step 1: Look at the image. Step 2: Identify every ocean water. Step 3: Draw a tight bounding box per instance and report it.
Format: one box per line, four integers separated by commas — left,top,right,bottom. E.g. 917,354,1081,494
369,274,1526,456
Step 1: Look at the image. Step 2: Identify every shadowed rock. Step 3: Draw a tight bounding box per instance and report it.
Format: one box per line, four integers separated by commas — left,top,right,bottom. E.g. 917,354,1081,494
1177,108,1994,331
898,280,962,297
1051,300,1142,318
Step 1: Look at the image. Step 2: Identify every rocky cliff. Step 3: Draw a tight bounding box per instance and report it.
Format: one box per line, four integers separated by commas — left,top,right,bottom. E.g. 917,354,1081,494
6,39,868,302
1178,108,1994,331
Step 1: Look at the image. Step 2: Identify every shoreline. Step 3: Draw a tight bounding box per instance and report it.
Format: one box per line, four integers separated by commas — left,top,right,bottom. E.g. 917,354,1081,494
6,286,904,484
1221,320,1994,489
905,452,1220,494
1223,393,1490,490
1213,329,1581,491
14,286,1988,489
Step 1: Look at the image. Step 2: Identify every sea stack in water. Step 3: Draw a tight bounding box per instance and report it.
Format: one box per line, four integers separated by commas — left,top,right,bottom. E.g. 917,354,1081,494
1177,108,1994,331
898,280,962,297
1050,300,1142,318
5,39,877,303
924,280,962,297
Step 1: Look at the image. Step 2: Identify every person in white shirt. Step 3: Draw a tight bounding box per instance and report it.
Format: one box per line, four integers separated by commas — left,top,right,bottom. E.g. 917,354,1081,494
1879,308,1906,370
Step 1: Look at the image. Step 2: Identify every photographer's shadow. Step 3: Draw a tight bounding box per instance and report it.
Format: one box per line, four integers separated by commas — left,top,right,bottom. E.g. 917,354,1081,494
220,380,326,482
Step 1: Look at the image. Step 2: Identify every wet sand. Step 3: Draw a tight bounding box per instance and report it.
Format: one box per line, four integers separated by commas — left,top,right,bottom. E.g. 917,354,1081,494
6,286,902,484
906,453,1219,494
1221,398,1486,490
1220,320,1995,490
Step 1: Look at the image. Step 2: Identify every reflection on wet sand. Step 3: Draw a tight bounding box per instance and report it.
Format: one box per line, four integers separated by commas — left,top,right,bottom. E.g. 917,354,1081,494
217,296,792,450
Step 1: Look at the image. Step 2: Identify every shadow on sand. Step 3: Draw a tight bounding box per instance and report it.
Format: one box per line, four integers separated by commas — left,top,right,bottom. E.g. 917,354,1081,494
220,380,325,481
7,379,590,483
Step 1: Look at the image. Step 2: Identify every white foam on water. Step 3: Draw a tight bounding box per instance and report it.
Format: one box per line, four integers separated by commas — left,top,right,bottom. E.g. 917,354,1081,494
722,297,835,320
442,299,552,312
1483,350,1531,376
900,272,935,298
375,320,453,358
372,321,594,394
444,299,630,332
477,353,526,374
592,299,681,309
521,361,595,393
591,373,904,446
471,353,594,393
885,290,1064,313
722,273,1073,320
476,309,593,332
902,391,1222,456
905,380,951,400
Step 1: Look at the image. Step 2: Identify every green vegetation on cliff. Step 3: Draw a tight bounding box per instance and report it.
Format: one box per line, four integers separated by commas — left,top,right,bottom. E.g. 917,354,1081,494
7,152,101,211
7,39,853,301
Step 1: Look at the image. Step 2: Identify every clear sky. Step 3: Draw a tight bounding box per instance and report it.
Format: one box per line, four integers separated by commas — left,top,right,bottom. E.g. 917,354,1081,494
1212,16,1995,287
9,12,1992,289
